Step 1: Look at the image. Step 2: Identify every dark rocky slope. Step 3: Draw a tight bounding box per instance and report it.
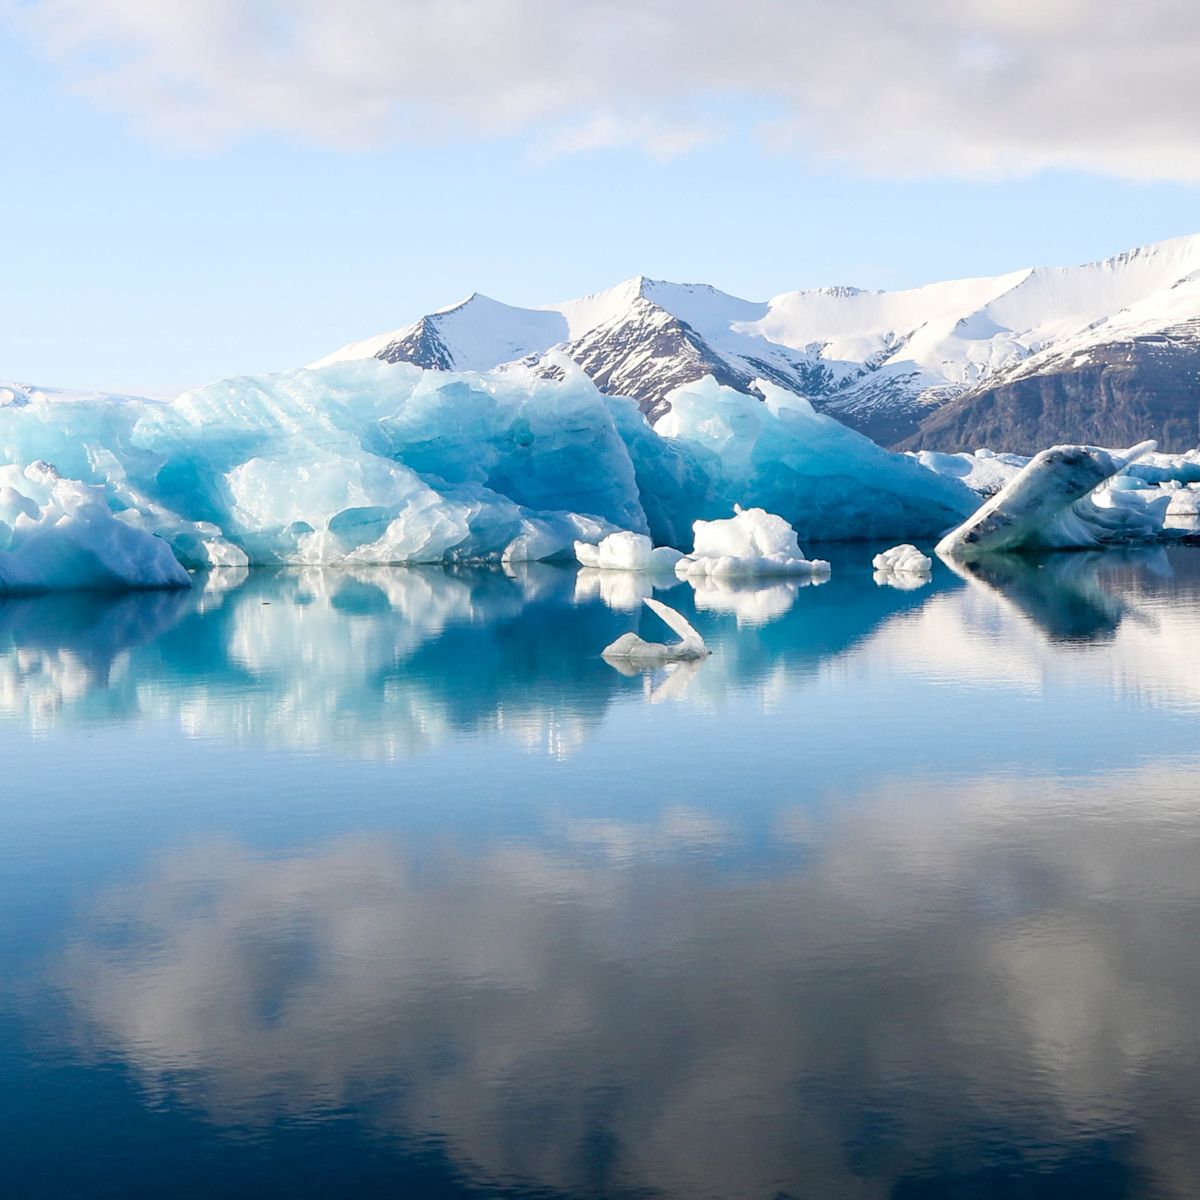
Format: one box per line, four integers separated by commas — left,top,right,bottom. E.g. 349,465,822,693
900,329,1200,454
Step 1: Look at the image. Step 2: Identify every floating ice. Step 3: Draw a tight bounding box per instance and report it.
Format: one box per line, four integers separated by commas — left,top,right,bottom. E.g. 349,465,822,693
0,362,978,589
601,597,710,662
675,506,832,579
872,544,933,575
0,463,191,593
936,442,1158,560
574,530,684,572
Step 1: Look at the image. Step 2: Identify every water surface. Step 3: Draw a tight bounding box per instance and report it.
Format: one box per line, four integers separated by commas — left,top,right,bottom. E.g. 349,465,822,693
2,547,1199,1198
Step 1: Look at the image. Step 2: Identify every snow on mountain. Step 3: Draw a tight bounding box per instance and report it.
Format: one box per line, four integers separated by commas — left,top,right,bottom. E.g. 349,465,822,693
314,234,1200,448
309,293,569,373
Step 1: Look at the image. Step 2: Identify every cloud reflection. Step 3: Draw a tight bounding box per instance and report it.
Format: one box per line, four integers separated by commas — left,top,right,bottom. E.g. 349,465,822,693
54,763,1200,1198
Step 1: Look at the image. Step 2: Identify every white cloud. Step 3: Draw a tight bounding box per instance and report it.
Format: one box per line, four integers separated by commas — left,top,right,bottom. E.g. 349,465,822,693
9,0,1200,179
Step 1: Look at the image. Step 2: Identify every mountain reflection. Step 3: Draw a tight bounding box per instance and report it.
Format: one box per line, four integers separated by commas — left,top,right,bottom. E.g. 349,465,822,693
56,763,1200,1199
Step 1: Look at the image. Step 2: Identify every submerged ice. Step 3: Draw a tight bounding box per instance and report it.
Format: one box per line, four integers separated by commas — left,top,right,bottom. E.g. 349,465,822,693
0,361,979,590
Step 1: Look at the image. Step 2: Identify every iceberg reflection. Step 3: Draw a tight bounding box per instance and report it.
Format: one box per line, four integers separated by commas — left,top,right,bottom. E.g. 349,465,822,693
0,561,938,757
3,549,1199,761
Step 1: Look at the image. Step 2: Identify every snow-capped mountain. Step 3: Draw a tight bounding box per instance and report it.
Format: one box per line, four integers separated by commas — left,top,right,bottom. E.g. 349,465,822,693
315,234,1200,450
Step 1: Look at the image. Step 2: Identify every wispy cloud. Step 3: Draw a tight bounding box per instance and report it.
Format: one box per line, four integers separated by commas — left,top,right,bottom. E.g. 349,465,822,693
10,0,1200,179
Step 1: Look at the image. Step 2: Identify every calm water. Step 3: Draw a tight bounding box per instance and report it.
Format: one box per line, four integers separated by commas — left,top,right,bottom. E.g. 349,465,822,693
2,547,1199,1199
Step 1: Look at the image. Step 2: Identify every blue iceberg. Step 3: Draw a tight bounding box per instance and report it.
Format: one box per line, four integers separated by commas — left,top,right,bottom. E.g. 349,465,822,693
0,361,977,591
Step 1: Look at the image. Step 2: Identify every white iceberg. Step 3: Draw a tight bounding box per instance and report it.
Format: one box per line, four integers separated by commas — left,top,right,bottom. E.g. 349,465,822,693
601,597,710,663
872,544,933,575
675,506,832,579
0,463,191,593
936,442,1158,560
573,530,684,572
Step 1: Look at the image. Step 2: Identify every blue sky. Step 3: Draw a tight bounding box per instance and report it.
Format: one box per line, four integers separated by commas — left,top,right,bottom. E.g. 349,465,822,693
3,1,1200,394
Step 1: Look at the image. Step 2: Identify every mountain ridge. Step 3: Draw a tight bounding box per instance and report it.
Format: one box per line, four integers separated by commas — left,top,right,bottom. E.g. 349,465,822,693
313,233,1200,450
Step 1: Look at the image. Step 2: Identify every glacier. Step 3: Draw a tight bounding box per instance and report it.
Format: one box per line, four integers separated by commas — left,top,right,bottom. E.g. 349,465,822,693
0,360,978,591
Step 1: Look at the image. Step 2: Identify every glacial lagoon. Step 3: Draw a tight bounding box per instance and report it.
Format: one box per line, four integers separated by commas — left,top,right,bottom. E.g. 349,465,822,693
2,546,1199,1198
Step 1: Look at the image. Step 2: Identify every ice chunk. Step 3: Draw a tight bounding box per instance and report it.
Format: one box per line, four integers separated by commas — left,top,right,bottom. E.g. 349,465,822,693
675,506,832,579
574,530,685,572
872,544,933,575
0,464,191,593
601,597,710,662
936,442,1158,560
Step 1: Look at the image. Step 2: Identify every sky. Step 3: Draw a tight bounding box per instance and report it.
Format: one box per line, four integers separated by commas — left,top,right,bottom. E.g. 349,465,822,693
3,0,1200,395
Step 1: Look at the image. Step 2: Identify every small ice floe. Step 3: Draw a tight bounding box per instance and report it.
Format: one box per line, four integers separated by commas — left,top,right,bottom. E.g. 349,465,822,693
674,506,831,579
574,531,685,572
872,543,932,589
936,441,1158,560
601,597,710,663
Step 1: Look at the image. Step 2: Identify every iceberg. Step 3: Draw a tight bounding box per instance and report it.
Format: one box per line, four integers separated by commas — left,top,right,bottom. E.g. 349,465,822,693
601,597,710,662
574,530,684,572
936,442,1158,560
647,378,977,543
675,506,831,579
0,463,190,593
0,361,978,589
